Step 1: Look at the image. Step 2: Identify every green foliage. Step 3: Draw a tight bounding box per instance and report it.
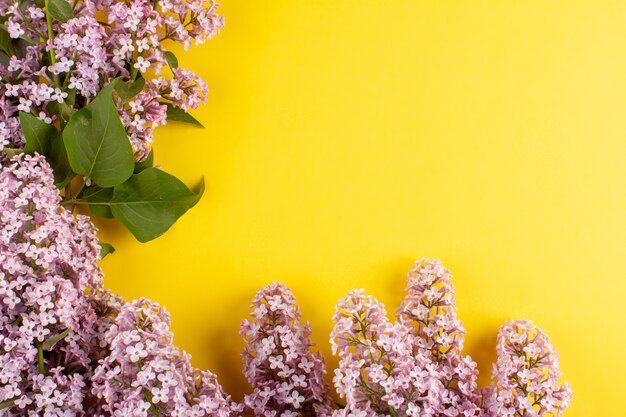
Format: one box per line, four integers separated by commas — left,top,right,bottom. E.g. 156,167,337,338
0,27,12,55
63,80,135,188
41,327,71,350
47,89,76,121
115,77,145,103
134,149,154,173
100,243,116,258
165,103,203,127
20,112,73,187
21,112,55,155
107,168,204,242
164,51,179,69
47,0,73,23
83,186,114,218
13,82,205,244
0,399,15,410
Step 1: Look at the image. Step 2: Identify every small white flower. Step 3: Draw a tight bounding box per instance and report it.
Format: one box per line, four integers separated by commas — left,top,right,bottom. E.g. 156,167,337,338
133,56,150,72
127,342,148,363
38,112,52,124
17,97,32,113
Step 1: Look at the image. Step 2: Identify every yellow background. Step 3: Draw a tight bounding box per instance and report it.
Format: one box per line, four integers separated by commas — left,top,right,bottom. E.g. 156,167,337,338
98,1,626,416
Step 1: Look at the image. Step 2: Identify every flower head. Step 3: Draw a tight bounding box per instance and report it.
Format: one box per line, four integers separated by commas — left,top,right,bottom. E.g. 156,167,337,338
0,0,222,159
481,320,572,417
241,282,333,417
92,297,241,416
0,153,103,415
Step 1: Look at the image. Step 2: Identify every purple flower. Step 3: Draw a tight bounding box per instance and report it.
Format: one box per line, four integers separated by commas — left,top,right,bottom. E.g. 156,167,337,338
481,320,572,417
331,260,483,417
0,155,572,417
92,297,241,416
0,153,239,416
0,153,103,415
241,282,333,417
0,0,222,159
397,259,481,415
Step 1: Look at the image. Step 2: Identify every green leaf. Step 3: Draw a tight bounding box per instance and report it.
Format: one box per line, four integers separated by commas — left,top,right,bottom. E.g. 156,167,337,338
110,168,204,242
0,399,15,410
115,77,145,103
41,327,71,350
47,132,73,187
165,104,203,127
63,79,134,188
0,27,11,55
134,149,153,173
83,186,114,218
19,112,73,187
47,89,76,121
20,112,53,154
2,148,23,157
163,51,178,69
47,0,73,23
100,243,115,258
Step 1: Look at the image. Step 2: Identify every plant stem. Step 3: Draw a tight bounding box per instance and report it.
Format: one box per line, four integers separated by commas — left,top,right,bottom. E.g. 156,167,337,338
129,32,138,80
37,344,45,374
44,0,57,66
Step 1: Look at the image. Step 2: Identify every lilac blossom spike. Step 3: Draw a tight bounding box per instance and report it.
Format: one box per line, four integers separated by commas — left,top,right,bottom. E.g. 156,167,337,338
481,320,572,417
241,282,333,417
0,153,103,415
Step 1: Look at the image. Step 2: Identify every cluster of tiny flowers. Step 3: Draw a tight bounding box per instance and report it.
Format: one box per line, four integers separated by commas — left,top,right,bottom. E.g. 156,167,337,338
0,0,222,158
330,260,480,417
0,154,237,415
92,297,241,417
481,320,572,417
0,153,103,415
0,155,572,416
330,259,571,417
240,282,333,417
396,259,481,416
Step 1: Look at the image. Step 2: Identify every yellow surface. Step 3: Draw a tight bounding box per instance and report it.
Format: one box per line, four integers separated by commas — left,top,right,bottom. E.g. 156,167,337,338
98,1,626,416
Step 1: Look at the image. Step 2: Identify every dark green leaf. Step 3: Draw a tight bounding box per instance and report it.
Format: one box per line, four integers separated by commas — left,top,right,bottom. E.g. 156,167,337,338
19,112,73,187
110,168,204,242
2,148,23,157
63,79,134,188
41,327,71,350
47,132,73,187
115,77,145,103
0,399,15,410
0,27,11,55
83,186,114,218
20,112,54,155
64,88,76,107
47,0,73,23
47,89,76,121
134,149,153,173
100,243,115,258
163,51,178,69
165,104,203,127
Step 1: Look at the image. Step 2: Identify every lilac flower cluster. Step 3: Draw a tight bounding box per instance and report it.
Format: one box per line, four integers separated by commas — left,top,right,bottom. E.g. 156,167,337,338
92,298,241,416
330,259,571,417
0,153,237,416
0,153,102,415
0,154,572,416
330,259,480,417
481,320,572,417
240,282,333,417
0,0,222,158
